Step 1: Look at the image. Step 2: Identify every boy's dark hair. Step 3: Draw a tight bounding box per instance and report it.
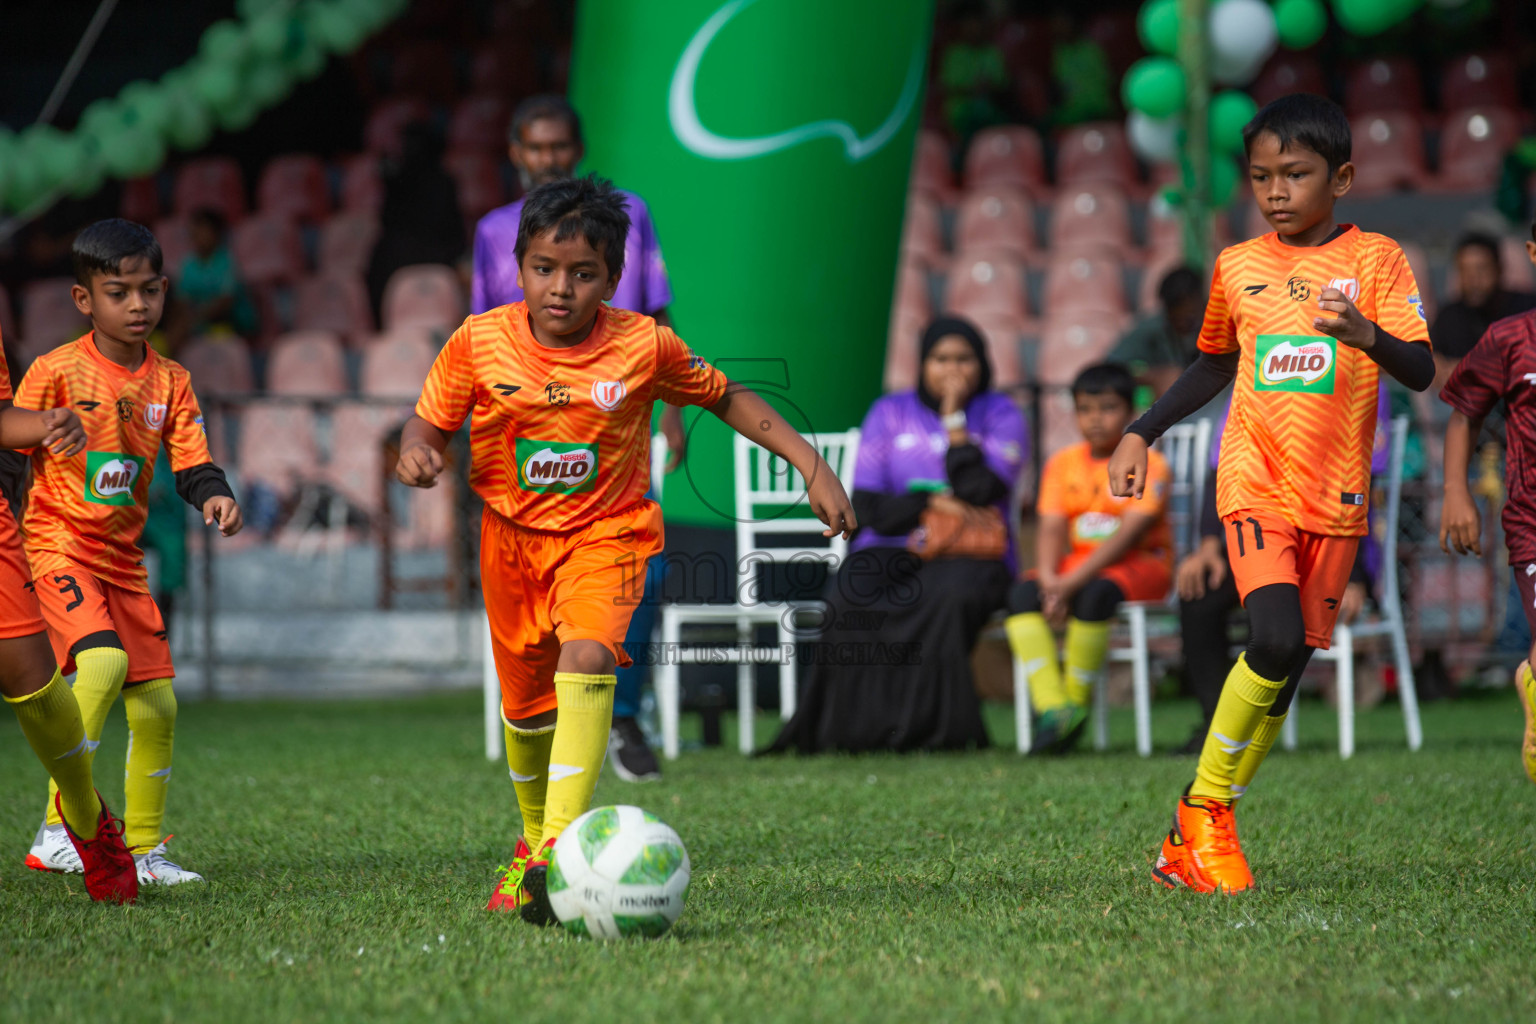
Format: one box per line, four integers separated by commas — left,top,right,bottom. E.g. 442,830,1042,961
1456,231,1502,268
189,206,227,235
515,175,631,279
72,218,163,285
1242,93,1352,176
1157,265,1204,310
510,94,582,146
1071,362,1136,407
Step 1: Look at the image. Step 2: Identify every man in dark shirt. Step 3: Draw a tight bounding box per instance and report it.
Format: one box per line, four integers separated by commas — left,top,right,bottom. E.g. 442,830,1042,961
1109,265,1204,399
1431,232,1536,372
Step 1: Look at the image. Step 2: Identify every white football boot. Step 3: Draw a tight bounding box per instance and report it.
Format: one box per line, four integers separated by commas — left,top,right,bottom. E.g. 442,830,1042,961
26,821,83,873
134,839,204,885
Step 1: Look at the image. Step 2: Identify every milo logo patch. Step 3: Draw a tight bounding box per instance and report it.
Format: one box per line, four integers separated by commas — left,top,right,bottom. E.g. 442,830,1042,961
516,438,599,493
84,452,146,506
1255,335,1336,394
1074,511,1121,543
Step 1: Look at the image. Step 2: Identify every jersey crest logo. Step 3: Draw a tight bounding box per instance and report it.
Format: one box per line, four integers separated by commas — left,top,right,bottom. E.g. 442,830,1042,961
115,398,135,422
515,438,599,494
545,382,571,406
1327,278,1360,301
1409,294,1426,321
144,404,167,431
1254,335,1336,394
591,379,628,411
84,452,146,506
1287,277,1311,301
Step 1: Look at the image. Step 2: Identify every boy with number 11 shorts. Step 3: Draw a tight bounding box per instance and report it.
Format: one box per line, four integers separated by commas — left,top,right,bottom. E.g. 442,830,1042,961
1109,94,1434,893
396,175,855,924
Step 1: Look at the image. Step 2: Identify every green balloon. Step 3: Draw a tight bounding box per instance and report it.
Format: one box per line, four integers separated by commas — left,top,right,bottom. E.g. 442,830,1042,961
200,19,249,64
121,80,171,136
1209,156,1241,207
164,90,214,151
1122,56,1187,119
1209,90,1259,154
247,61,294,107
195,62,242,109
99,128,164,180
1333,0,1402,35
79,97,128,138
217,94,262,133
1137,0,1181,56
65,153,105,199
311,3,368,54
21,125,75,188
287,34,329,80
4,158,47,213
1275,0,1328,48
237,0,285,17
250,12,291,59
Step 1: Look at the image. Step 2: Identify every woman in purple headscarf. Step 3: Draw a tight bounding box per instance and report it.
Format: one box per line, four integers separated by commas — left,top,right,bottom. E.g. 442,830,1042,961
766,316,1028,753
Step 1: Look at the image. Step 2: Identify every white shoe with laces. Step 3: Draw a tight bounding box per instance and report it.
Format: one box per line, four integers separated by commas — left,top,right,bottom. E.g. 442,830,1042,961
134,839,203,885
25,821,83,873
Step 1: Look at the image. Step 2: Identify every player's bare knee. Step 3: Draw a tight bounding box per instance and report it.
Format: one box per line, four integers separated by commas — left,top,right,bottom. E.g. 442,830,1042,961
509,709,558,730
559,639,616,676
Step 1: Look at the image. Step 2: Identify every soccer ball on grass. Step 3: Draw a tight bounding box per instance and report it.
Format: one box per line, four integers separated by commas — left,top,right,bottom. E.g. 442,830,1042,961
547,804,690,940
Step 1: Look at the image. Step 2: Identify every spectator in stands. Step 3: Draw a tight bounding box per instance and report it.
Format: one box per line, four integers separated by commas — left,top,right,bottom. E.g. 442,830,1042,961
1430,233,1536,385
766,316,1027,753
366,121,466,322
1049,13,1115,127
166,207,255,352
472,94,682,780
1110,265,1204,399
939,1,1010,151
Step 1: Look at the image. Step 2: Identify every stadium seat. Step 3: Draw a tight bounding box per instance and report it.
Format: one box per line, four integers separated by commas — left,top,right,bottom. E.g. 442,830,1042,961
266,331,349,396
389,41,456,104
257,154,332,224
19,278,85,361
237,400,320,497
448,94,512,154
1137,251,1186,314
1441,52,1519,112
954,186,1037,261
1250,53,1326,108
294,273,375,346
970,311,1028,388
1045,250,1130,318
381,265,464,333
360,328,436,398
1049,186,1133,253
232,215,308,287
443,150,506,225
154,215,194,276
1055,122,1138,191
1344,57,1423,116
911,128,956,201
317,212,381,276
176,335,256,394
1037,311,1124,388
339,154,383,214
900,193,946,268
1349,113,1428,196
1038,387,1080,460
963,126,1047,194
326,401,414,518
364,96,433,158
1435,107,1522,192
884,307,925,393
119,176,161,225
943,253,1030,318
892,260,932,323
172,156,246,222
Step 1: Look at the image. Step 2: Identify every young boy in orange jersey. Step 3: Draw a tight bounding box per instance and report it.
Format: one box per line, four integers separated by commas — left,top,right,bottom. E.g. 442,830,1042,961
20,220,243,887
0,332,138,904
1005,363,1173,752
1108,94,1433,893
396,175,855,923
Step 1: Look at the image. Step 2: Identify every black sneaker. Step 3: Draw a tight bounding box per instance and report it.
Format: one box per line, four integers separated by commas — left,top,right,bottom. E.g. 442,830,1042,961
608,716,661,782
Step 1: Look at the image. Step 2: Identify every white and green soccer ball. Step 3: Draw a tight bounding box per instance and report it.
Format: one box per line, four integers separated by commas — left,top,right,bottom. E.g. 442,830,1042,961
547,805,691,941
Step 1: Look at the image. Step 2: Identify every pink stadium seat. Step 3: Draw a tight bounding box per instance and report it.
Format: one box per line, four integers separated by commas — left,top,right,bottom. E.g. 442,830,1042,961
900,194,945,268
1038,311,1124,388
1039,388,1081,461
176,335,256,394
911,129,956,201
448,93,512,153
119,176,161,225
943,254,1029,318
1044,251,1127,316
19,278,85,361
326,401,413,516
1435,107,1522,192
294,273,375,346
1138,251,1185,314
1050,186,1132,252
172,157,246,222
257,154,332,224
339,154,383,214
154,216,194,276
266,331,349,396
364,96,432,158
381,265,464,333
360,329,436,398
964,126,1047,194
1349,113,1428,196
1055,122,1138,191
1441,52,1518,112
884,308,925,393
970,311,1028,388
892,261,931,322
238,401,319,495
1250,53,1326,108
317,212,381,276
1344,57,1422,116
1398,242,1437,325
232,215,307,286
443,150,506,225
954,186,1037,261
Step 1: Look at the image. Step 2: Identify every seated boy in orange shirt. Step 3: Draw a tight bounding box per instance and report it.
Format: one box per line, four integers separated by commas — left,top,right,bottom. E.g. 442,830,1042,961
1005,363,1172,752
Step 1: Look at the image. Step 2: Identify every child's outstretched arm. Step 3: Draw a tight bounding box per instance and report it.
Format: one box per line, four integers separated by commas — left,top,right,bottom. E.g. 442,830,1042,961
1313,287,1433,391
708,382,857,539
1440,410,1483,556
1107,351,1239,498
0,401,84,455
396,415,453,489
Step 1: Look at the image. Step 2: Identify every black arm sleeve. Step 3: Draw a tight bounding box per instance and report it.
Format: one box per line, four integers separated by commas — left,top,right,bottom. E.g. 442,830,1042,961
1126,350,1239,444
1366,325,1434,392
851,488,927,537
1199,466,1222,541
944,442,1010,506
174,462,235,510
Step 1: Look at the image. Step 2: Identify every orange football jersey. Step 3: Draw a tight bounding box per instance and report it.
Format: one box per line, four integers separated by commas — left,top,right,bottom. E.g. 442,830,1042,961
17,333,215,592
1198,227,1428,536
415,302,728,532
1038,440,1173,564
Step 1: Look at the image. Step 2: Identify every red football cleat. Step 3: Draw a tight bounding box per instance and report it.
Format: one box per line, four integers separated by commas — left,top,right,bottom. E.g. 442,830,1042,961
487,836,534,913
56,791,138,905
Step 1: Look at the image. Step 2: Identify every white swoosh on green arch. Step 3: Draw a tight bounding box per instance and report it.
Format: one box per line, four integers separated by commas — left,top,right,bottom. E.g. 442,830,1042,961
668,0,925,162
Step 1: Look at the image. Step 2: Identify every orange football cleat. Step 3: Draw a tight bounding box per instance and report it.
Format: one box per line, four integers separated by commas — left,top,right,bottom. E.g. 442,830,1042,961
1151,796,1253,894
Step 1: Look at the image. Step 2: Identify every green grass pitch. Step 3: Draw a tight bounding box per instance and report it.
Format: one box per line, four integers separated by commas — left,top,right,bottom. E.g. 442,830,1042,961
2,691,1533,1023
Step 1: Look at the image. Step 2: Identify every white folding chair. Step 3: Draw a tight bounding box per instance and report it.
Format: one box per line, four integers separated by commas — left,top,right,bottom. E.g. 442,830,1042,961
655,430,860,759
1286,415,1421,758
1013,418,1211,757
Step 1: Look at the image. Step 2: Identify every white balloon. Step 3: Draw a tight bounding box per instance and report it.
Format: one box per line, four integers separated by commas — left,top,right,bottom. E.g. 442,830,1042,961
1211,47,1269,87
1127,111,1180,164
1209,0,1278,84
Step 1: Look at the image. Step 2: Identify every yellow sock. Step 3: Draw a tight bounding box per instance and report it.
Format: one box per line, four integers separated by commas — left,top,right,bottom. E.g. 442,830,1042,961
123,678,176,853
1231,713,1286,800
45,647,128,827
1189,654,1286,802
541,672,615,845
7,668,102,839
504,720,555,851
1063,618,1111,708
1005,613,1065,714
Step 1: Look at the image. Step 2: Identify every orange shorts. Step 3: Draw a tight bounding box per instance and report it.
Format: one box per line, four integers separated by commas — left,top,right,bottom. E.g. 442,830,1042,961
1054,548,1173,604
1222,508,1358,650
0,508,47,639
32,562,172,682
483,500,663,721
